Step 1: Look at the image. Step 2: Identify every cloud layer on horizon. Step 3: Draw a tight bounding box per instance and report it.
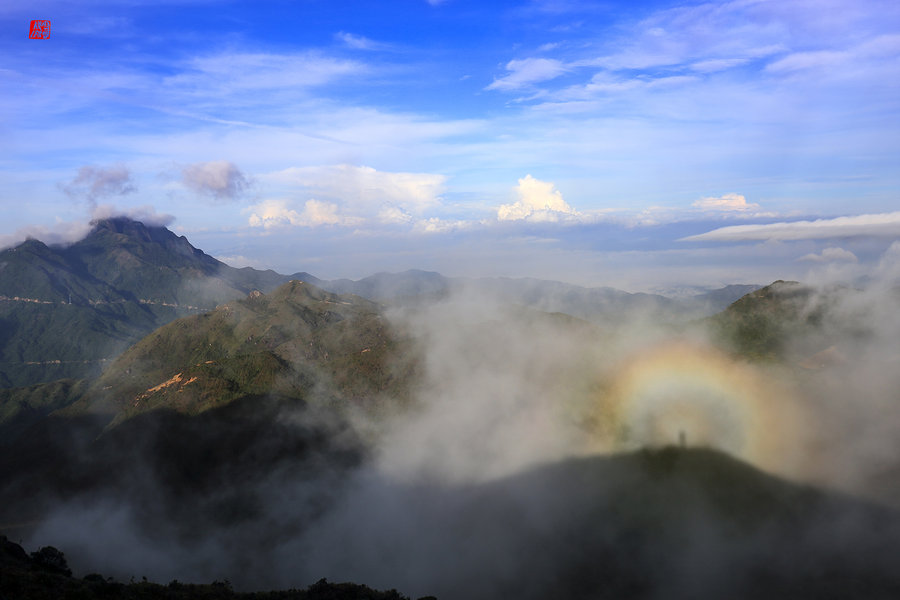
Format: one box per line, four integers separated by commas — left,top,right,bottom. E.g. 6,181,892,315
1,0,898,289
682,212,900,242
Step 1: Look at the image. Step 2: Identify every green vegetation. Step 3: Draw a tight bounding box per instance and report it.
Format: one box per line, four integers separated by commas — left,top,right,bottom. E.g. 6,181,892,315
68,279,417,425
707,280,821,361
0,218,292,388
6,221,900,599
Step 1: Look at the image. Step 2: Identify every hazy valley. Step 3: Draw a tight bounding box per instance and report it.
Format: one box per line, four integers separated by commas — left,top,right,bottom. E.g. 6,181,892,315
1,218,900,599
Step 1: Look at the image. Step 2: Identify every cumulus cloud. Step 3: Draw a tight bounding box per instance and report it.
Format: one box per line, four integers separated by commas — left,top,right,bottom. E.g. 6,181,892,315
692,193,761,213
247,198,345,228
681,212,900,242
413,217,472,233
247,200,300,228
181,160,249,201
378,206,414,225
300,199,343,226
497,175,579,222
486,58,568,91
267,164,446,222
798,247,858,263
61,165,136,204
248,164,448,230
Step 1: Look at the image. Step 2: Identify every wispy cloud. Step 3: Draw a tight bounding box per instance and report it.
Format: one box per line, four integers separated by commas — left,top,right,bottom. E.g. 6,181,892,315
682,213,900,242
689,58,750,73
335,32,389,51
156,52,366,121
766,34,900,76
486,58,568,91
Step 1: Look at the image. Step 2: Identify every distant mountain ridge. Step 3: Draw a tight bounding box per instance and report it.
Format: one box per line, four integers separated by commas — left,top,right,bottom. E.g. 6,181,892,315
0,217,758,388
7,220,900,599
293,270,759,323
0,217,287,306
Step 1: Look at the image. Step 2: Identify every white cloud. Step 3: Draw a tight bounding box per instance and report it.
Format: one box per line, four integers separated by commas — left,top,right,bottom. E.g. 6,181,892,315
767,33,900,74
247,165,450,230
874,240,900,282
798,247,859,263
497,175,579,222
0,204,175,250
267,164,446,217
91,204,175,227
766,50,848,74
181,160,249,201
692,193,760,212
378,206,414,225
300,199,343,226
247,198,347,228
215,254,268,269
682,212,900,242
413,217,472,233
0,221,92,250
487,58,568,91
247,199,303,229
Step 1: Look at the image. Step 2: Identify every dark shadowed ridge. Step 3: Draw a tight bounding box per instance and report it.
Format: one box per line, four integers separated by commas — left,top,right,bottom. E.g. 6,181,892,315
0,534,417,600
3,444,900,599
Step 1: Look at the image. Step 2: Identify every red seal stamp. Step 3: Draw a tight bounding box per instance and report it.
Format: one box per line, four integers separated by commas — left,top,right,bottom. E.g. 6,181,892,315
29,20,51,39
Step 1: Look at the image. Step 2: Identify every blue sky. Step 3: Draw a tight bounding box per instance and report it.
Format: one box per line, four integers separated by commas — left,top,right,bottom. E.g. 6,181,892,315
2,0,899,291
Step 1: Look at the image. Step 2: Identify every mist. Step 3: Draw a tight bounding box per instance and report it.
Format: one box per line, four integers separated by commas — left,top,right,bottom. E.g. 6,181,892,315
12,270,900,599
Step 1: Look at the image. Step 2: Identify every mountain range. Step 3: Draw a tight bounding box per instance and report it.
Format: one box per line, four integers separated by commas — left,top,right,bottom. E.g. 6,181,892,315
0,218,287,387
0,217,757,389
4,216,898,599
